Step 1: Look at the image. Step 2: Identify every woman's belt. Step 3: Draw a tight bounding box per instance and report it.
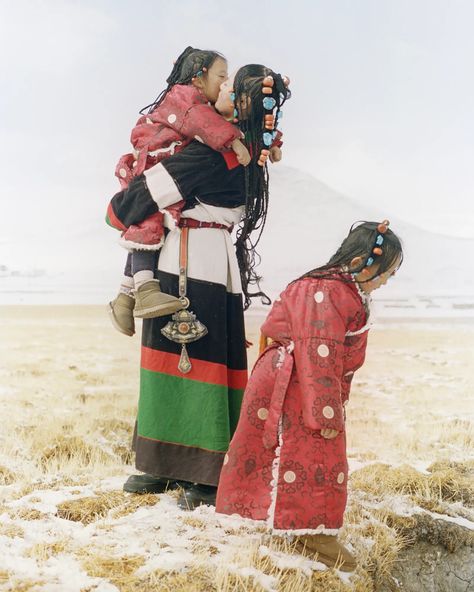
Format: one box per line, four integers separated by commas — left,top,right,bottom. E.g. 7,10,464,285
179,218,233,232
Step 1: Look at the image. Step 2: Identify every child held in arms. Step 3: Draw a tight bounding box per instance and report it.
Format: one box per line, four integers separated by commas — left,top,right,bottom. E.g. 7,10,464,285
107,46,282,336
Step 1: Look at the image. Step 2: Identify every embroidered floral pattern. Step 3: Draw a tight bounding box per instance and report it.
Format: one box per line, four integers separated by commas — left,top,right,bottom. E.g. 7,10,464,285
216,276,368,531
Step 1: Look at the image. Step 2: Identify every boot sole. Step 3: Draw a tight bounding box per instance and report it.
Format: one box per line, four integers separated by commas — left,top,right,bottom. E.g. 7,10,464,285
295,543,356,572
134,302,183,319
108,303,135,336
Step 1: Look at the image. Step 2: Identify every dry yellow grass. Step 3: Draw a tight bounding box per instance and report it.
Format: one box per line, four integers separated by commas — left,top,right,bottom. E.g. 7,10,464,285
26,540,70,561
1,307,473,591
350,461,474,507
0,522,24,538
0,578,46,592
0,465,16,485
56,490,159,524
39,434,115,471
80,552,146,589
10,507,47,521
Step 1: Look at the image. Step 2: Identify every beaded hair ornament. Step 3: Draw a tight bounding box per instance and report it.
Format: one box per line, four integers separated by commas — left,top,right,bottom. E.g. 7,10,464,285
357,219,390,278
230,75,290,164
257,74,290,166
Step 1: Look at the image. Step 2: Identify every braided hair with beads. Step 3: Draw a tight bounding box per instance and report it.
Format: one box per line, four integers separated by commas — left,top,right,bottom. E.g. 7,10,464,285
296,221,403,285
139,46,226,115
232,64,291,309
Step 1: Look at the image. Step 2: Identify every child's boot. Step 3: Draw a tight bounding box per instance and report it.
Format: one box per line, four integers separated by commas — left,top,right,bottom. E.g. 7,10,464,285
133,279,183,318
108,293,135,336
296,534,356,572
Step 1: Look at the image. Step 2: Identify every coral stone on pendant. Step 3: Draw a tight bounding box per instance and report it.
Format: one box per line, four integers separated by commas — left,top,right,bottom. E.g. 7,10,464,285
317,344,329,357
178,322,190,334
257,408,269,420
322,406,334,419
283,471,296,483
314,291,324,303
167,113,177,123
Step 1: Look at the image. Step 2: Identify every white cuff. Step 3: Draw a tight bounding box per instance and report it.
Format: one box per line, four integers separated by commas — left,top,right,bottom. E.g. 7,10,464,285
144,163,182,210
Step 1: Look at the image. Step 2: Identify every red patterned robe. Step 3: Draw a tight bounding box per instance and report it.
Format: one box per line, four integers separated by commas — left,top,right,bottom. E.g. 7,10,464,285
216,274,370,534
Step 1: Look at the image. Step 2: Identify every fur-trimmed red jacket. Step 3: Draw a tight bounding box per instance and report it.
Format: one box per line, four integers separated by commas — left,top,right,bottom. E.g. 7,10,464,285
115,85,243,189
216,275,370,533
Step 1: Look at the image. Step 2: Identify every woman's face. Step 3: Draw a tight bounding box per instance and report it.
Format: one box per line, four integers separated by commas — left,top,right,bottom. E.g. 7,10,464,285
214,72,236,119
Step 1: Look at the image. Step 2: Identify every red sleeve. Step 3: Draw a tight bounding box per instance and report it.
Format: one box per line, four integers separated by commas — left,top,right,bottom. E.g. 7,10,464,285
179,104,242,151
283,279,361,432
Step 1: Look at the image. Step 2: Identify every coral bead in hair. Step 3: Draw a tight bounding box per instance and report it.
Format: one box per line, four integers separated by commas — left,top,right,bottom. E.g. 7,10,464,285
377,219,390,233
258,149,270,166
264,114,275,130
262,87,273,94
262,75,274,87
373,247,383,256
283,75,290,87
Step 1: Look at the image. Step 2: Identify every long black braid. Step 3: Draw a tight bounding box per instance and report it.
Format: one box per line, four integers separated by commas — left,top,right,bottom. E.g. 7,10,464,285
233,65,291,309
139,46,226,114
295,221,403,285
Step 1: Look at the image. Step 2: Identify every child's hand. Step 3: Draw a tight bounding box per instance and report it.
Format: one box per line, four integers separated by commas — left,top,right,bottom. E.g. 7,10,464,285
269,146,282,163
321,429,339,439
231,139,251,166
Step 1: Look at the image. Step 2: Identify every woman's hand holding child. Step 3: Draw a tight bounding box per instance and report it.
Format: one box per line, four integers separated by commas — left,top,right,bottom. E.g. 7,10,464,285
232,138,251,166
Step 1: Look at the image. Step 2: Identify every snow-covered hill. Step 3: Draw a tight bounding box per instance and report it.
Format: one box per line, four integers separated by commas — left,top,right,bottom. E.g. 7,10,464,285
1,166,473,310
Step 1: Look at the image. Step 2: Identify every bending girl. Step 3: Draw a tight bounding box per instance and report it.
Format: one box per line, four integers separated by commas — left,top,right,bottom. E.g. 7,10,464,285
216,221,403,572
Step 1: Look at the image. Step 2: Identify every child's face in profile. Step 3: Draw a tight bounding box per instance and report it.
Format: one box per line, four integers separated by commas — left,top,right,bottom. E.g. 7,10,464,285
357,256,401,294
199,57,229,104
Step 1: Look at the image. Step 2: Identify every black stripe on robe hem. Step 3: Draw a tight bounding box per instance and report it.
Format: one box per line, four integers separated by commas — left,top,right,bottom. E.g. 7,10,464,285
133,431,225,487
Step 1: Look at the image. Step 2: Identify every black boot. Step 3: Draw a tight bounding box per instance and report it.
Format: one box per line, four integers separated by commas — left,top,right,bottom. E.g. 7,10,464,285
123,474,190,494
177,484,217,510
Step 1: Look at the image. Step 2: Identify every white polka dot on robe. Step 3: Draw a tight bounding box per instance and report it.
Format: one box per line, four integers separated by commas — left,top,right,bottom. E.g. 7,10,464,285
314,291,324,303
317,344,329,357
323,405,335,419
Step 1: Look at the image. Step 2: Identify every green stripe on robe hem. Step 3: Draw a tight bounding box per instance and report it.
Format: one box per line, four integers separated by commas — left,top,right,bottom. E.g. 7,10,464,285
137,368,244,452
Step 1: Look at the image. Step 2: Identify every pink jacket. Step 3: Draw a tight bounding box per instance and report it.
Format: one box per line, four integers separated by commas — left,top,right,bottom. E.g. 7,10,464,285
115,85,242,189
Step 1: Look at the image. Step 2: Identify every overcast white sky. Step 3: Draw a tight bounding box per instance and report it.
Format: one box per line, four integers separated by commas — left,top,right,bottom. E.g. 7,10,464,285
0,0,473,255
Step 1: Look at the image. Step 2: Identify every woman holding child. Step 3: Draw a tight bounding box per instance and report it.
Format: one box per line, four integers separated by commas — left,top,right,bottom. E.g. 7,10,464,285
107,48,291,508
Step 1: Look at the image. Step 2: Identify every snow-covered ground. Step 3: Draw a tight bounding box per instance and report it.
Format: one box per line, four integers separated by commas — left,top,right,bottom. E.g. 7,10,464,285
0,306,473,591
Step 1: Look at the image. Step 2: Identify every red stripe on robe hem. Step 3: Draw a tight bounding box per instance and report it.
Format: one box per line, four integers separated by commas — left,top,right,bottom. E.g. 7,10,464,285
106,201,127,231
141,346,248,390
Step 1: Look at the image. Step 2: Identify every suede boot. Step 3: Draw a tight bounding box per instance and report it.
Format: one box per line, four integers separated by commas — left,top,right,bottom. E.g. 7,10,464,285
296,534,357,572
133,279,183,318
108,293,135,336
